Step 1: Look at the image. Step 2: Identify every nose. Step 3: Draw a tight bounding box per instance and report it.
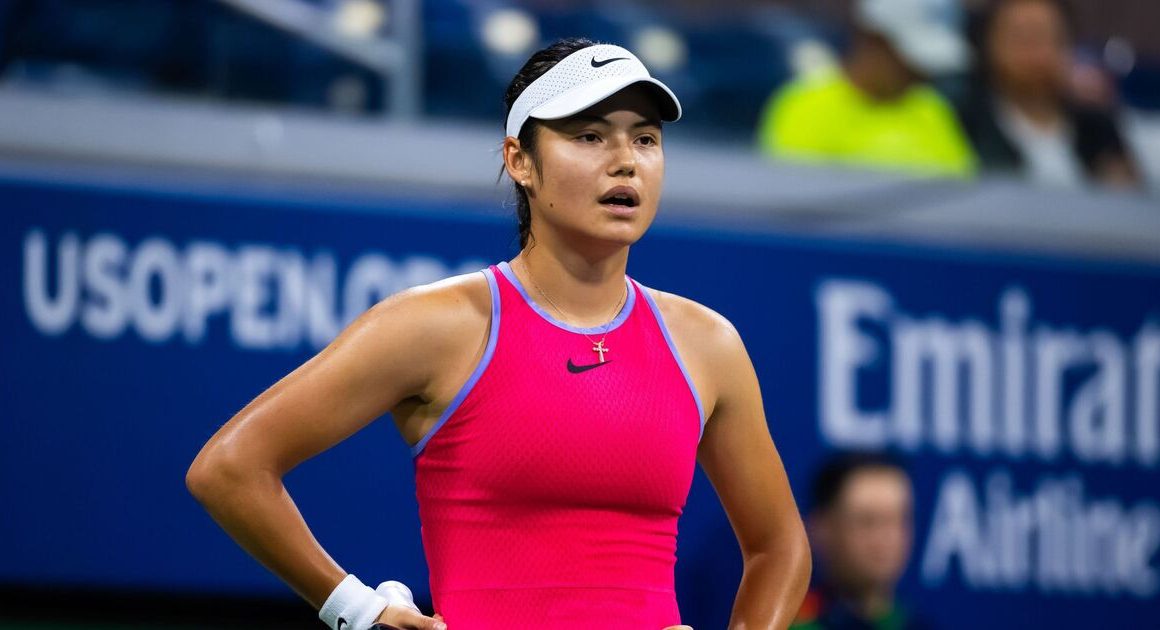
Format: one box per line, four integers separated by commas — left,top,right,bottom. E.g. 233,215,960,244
606,136,636,178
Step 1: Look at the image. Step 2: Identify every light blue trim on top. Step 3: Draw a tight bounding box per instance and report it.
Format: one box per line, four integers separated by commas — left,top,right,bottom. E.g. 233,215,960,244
496,260,635,335
634,279,707,441
412,267,501,457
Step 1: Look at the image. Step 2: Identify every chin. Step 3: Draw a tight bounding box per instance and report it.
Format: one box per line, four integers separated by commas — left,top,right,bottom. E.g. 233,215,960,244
552,209,655,250
566,226,646,252
603,210,655,237
603,222,650,245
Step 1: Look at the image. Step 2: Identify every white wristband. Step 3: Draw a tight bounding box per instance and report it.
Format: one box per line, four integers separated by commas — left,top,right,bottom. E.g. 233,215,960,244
319,574,389,630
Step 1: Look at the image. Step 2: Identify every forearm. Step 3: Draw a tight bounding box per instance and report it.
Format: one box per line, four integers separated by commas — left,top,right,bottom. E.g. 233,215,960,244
727,544,811,630
187,464,346,610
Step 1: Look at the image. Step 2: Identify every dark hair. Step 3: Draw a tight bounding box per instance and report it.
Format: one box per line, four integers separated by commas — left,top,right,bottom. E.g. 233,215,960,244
501,37,599,250
809,451,908,514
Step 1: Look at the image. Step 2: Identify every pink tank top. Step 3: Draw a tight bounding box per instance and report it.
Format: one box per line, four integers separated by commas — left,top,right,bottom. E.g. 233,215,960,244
412,261,704,630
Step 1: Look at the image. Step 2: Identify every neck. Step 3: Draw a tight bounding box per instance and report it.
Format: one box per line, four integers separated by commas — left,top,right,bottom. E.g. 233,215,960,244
999,87,1064,128
845,48,912,102
832,583,894,620
513,237,629,328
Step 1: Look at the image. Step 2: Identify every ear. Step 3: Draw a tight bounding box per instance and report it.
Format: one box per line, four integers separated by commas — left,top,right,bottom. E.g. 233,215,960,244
502,136,534,190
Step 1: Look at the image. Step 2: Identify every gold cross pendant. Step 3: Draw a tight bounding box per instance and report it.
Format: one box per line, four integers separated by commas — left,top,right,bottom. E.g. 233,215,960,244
592,340,608,363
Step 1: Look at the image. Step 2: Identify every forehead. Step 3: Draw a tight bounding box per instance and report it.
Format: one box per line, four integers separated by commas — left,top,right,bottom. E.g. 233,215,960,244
993,0,1067,31
837,468,911,510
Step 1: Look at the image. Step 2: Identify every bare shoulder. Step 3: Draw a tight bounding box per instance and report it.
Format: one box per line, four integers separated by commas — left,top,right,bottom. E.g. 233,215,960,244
382,269,491,318
643,286,750,419
645,287,744,360
355,268,492,354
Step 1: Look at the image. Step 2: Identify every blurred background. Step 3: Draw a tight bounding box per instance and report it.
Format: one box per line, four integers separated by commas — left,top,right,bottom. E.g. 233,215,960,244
1,0,1158,629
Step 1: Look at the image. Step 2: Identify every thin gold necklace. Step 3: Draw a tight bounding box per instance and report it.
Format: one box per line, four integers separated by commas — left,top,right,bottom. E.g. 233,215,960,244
517,257,626,363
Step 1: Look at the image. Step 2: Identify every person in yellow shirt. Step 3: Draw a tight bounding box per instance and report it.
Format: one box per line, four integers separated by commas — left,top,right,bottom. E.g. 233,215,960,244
758,0,977,178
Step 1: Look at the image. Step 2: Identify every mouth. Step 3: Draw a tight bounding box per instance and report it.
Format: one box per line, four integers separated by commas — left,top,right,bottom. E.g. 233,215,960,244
599,186,640,209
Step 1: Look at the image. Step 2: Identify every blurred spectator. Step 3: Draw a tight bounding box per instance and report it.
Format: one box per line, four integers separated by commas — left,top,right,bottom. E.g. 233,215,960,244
791,452,932,630
958,0,1142,189
757,0,976,178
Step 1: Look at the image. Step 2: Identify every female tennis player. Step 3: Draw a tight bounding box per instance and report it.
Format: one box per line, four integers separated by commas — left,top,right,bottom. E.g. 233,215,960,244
187,37,810,630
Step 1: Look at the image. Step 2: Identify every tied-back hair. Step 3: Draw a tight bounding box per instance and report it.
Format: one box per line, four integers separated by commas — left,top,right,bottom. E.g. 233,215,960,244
501,37,600,250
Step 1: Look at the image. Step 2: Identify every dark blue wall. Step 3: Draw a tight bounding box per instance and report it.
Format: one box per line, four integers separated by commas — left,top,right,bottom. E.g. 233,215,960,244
2,173,1157,629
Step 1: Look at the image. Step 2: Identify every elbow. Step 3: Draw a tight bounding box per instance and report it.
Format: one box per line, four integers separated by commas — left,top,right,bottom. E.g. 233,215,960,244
747,516,812,585
794,525,812,586
185,448,221,504
185,441,253,505
743,516,812,568
783,511,812,585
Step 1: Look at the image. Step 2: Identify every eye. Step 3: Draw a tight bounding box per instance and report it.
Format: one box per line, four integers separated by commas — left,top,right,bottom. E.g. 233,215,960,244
636,134,659,146
577,132,600,143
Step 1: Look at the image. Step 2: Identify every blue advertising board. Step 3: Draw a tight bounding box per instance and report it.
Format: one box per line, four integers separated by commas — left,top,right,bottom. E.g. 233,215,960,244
2,172,1157,629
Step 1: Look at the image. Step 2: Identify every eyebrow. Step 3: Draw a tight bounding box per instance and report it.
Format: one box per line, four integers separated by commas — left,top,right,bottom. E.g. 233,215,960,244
567,114,663,129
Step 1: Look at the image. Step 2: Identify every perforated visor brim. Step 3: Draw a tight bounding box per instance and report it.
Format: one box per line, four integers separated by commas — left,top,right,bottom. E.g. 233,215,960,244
526,77,681,127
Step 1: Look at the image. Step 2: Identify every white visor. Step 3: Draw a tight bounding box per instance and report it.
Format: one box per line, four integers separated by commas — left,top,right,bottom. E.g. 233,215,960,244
856,0,970,75
505,44,682,139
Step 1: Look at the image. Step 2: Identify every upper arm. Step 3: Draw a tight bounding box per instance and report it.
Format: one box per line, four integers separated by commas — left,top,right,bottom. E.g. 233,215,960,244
657,293,805,557
190,273,489,476
1082,110,1142,187
696,322,803,556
